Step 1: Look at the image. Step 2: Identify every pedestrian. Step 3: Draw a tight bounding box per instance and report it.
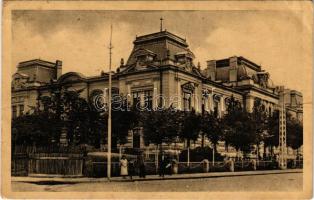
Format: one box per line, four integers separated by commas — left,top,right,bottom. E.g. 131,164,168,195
138,154,146,178
159,152,166,178
128,159,135,180
120,155,128,179
165,158,172,175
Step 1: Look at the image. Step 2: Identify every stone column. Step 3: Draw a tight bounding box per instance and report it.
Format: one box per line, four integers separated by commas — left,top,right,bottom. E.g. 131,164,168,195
209,94,214,112
177,79,181,110
140,93,145,108
246,95,254,112
153,81,158,109
194,86,201,113
204,94,209,112
127,84,131,105
220,96,225,116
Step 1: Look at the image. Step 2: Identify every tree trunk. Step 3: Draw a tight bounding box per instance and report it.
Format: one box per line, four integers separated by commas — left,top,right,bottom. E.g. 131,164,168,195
119,144,122,161
187,139,190,167
263,143,267,160
256,142,259,161
296,148,299,160
212,145,215,166
159,142,163,156
225,141,229,152
201,133,205,148
187,146,190,167
155,145,159,174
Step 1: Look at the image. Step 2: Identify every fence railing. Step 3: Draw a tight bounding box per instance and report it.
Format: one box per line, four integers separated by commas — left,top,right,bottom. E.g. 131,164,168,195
11,153,28,176
11,151,303,177
12,152,83,176
28,153,84,176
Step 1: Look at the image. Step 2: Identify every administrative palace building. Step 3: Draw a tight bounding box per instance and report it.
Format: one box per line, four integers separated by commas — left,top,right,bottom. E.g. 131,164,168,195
11,29,303,157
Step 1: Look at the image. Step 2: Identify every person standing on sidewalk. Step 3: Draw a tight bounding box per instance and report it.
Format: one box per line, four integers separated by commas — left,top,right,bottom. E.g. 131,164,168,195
138,154,146,178
159,152,166,178
120,155,128,179
128,160,135,180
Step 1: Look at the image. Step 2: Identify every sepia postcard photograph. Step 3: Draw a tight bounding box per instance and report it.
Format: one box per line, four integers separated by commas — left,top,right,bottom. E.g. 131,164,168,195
1,1,313,199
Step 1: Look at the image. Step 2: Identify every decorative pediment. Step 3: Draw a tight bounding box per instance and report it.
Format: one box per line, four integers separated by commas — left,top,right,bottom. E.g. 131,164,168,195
202,89,212,98
12,72,29,79
121,63,158,74
213,94,222,102
57,72,86,84
181,82,195,93
132,48,156,57
224,97,231,106
12,72,29,90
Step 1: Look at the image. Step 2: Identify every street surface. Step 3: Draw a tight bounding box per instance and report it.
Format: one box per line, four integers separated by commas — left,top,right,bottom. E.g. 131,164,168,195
12,172,302,192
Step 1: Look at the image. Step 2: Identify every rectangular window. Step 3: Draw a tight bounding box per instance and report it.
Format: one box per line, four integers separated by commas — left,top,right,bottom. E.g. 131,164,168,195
19,105,24,116
183,92,191,111
132,92,141,109
214,101,219,118
144,90,153,110
12,106,17,118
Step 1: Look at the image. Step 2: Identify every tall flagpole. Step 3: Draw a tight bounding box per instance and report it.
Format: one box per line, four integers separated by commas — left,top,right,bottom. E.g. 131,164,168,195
107,25,113,180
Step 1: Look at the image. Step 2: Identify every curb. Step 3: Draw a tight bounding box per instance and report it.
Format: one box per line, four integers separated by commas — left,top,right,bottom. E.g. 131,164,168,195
12,169,303,184
110,169,303,182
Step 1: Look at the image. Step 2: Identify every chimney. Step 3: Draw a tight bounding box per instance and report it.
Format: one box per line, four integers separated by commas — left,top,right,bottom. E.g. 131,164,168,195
55,60,62,79
206,60,216,81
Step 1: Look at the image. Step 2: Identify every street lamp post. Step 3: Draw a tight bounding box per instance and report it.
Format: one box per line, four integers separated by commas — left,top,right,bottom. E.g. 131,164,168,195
107,25,113,180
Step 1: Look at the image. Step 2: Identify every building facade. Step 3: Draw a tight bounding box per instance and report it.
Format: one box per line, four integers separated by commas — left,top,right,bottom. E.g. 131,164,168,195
11,29,302,153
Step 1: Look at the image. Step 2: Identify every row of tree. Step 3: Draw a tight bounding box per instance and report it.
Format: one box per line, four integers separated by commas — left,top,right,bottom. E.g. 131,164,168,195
12,88,303,160
141,97,303,160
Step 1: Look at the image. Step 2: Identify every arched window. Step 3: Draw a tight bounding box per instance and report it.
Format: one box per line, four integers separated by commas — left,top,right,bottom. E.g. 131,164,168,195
181,82,195,111
89,89,105,110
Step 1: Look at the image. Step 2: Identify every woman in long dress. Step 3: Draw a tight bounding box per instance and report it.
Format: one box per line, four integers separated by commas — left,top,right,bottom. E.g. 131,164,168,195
120,155,128,178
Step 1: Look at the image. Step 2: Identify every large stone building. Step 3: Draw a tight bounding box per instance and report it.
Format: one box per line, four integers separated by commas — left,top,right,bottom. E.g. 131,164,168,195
11,29,302,152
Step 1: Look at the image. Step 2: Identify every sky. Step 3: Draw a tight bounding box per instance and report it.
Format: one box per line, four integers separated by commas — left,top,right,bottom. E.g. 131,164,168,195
11,10,311,93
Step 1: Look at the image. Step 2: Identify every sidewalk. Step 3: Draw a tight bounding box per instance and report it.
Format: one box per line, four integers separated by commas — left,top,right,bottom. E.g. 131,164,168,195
12,169,302,184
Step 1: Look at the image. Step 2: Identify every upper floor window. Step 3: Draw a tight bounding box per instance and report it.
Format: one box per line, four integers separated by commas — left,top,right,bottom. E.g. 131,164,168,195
213,101,219,118
12,106,17,118
144,90,153,110
181,82,195,111
19,105,24,116
132,91,141,109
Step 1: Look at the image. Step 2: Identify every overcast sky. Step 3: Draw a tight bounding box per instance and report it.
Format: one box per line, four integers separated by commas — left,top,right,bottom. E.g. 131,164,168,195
12,10,311,92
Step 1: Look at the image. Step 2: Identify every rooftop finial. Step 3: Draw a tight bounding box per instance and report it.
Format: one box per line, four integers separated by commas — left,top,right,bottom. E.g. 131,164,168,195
160,17,164,32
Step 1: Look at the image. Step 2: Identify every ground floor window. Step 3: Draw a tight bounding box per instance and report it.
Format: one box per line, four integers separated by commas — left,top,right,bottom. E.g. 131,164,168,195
19,105,24,115
183,92,191,111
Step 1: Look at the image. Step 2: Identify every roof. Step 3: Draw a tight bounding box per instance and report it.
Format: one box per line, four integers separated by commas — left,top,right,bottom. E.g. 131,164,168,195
134,30,188,47
215,56,261,71
126,30,192,66
57,72,87,84
18,59,56,69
